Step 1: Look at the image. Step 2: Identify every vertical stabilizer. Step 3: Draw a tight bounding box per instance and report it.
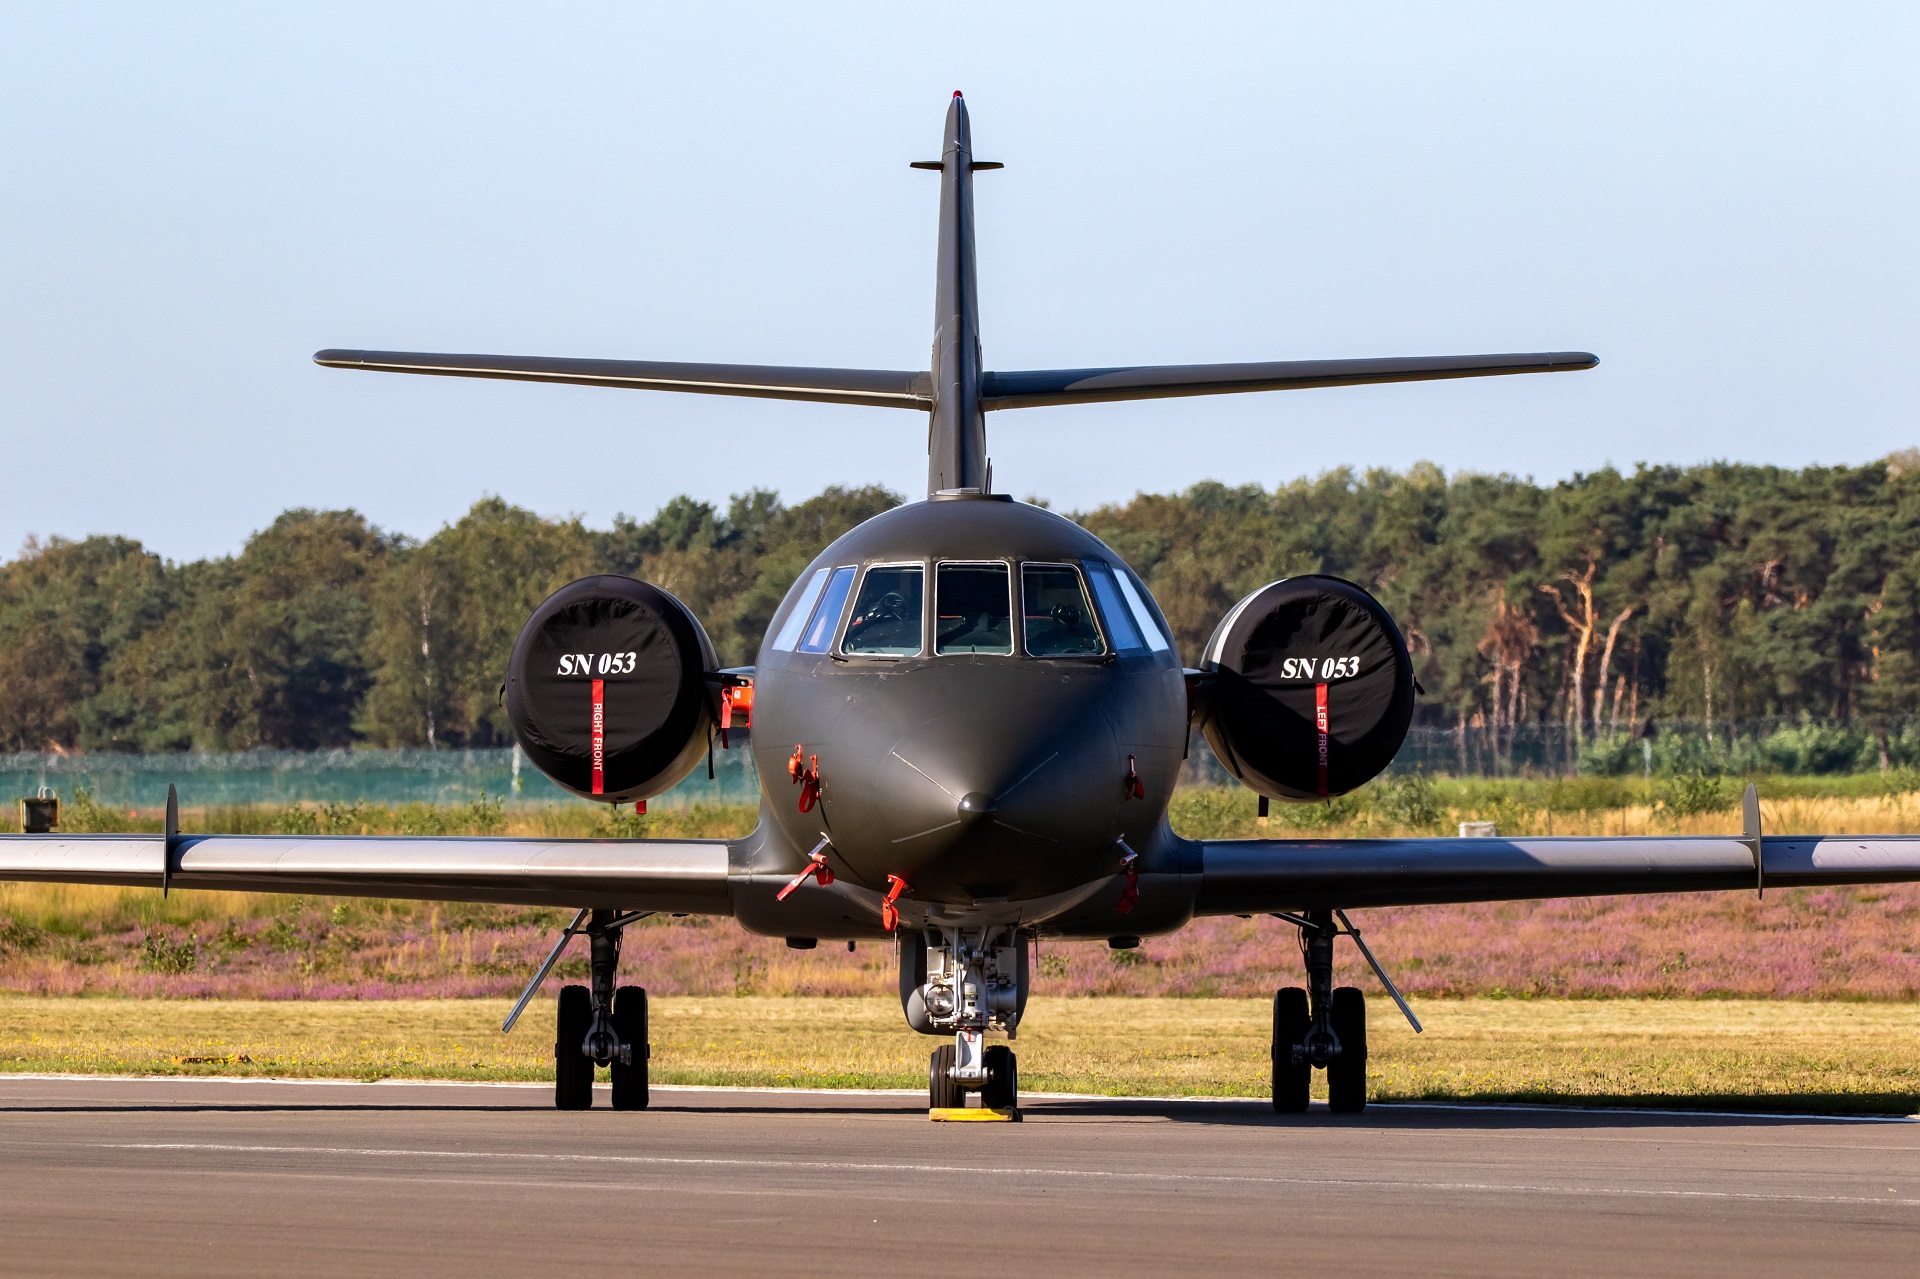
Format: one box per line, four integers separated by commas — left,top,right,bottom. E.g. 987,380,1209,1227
927,92,986,494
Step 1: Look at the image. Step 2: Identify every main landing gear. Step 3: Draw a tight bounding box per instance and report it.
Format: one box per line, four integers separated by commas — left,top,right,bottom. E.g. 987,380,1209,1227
1271,908,1421,1115
527,908,648,1111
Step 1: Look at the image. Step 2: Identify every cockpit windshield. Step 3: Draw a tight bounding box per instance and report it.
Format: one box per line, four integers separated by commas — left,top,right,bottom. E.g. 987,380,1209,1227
843,564,924,655
779,556,1166,662
935,562,1013,655
1021,564,1103,657
795,566,856,653
1083,561,1172,655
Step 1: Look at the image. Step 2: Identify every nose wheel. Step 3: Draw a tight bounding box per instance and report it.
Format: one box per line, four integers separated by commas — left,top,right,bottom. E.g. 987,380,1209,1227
928,1041,1019,1114
981,1044,1018,1110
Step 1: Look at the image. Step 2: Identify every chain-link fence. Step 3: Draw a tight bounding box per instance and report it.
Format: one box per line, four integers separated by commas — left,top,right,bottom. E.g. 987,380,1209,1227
1181,718,1916,786
7,717,1910,811
1,734,763,810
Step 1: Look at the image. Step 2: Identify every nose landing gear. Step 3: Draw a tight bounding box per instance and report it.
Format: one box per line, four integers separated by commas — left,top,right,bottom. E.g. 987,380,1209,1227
911,926,1026,1118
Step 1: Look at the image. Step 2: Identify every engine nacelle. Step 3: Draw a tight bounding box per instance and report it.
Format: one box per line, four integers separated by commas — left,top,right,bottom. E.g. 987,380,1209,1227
1198,575,1415,801
505,575,718,803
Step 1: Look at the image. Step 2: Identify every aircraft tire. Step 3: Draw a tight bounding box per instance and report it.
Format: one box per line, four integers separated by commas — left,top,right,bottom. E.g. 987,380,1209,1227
1272,987,1310,1113
929,1045,962,1109
982,1044,1017,1110
555,984,594,1110
1327,986,1368,1114
610,985,649,1111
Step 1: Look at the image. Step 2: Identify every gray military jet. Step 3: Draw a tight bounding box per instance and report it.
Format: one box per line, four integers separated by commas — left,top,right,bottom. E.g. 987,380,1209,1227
7,95,1917,1114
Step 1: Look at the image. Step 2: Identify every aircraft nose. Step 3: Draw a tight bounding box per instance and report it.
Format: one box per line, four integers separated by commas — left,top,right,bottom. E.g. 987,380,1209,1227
827,689,1121,899
957,791,996,826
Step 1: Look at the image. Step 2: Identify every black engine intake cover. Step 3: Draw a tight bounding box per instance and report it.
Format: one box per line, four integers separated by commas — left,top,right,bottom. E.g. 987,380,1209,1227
1199,575,1415,801
505,575,717,803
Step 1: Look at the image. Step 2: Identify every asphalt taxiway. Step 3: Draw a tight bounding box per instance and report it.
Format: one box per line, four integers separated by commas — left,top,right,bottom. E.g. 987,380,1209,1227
2,1075,1916,1276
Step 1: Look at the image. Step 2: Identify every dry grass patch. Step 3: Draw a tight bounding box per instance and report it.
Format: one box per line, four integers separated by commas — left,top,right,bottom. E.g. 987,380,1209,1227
2,995,1917,1114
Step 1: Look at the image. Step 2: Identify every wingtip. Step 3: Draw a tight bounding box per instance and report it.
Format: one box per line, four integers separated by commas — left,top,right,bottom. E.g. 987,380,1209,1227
313,349,359,367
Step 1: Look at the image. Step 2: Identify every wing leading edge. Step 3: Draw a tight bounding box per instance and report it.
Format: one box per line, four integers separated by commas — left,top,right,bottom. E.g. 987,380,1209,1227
0,834,734,914
1194,833,1920,915
980,352,1599,410
315,349,1595,415
313,350,934,411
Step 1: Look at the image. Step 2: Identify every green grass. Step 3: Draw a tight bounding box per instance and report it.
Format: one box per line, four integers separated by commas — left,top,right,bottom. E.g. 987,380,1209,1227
3,994,1917,1115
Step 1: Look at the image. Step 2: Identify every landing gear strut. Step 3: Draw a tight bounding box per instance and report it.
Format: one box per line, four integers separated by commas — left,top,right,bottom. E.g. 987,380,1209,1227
1272,909,1369,1114
547,909,649,1111
909,926,1025,1116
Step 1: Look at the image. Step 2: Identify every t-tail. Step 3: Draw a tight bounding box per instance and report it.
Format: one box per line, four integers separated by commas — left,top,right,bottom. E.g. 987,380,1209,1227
919,91,999,493
316,94,1597,498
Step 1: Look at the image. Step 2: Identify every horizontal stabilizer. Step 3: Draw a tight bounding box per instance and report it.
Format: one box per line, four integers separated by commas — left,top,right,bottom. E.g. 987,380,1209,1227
315,350,933,411
980,352,1597,411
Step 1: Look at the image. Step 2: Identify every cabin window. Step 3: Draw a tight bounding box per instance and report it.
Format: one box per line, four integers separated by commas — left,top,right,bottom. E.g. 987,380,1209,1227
770,568,830,652
1084,562,1146,653
843,564,925,656
1021,564,1103,657
796,566,857,653
1113,567,1172,653
935,562,1013,655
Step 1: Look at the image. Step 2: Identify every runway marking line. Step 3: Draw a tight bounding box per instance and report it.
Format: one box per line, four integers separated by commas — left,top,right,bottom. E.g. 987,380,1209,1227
95,1142,1920,1209
4,1073,1915,1123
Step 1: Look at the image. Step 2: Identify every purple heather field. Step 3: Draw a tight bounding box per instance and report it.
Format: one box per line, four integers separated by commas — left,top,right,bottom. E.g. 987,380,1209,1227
4,884,1917,1002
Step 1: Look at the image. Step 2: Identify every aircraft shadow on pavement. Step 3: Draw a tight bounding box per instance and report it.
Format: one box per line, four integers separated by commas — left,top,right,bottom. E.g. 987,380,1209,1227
0,1102,561,1115
1019,1095,1916,1130
5,1094,1908,1127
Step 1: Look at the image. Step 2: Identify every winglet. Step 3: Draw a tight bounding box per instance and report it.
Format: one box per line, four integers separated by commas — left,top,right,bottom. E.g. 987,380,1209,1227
1741,782,1763,898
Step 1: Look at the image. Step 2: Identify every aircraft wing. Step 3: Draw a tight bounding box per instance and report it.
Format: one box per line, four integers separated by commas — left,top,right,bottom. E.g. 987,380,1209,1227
979,352,1598,410
1194,833,1920,915
314,350,933,411
0,834,734,914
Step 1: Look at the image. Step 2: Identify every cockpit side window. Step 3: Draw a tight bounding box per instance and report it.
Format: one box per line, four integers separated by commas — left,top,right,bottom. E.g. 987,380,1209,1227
1084,562,1146,653
795,566,857,653
843,564,925,656
1021,563,1104,657
770,568,829,652
1113,567,1172,653
935,562,1013,655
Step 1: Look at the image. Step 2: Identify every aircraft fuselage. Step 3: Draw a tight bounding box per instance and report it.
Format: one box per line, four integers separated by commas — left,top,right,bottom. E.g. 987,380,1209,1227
734,495,1190,937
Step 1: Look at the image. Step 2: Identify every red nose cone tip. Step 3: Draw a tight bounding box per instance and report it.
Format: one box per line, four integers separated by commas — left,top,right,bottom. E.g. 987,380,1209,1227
953,90,963,98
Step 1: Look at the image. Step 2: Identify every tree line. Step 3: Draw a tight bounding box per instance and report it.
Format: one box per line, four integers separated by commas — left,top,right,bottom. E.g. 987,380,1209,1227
3,455,1917,756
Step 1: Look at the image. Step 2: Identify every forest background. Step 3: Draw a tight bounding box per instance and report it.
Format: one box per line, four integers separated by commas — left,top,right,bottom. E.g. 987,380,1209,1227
6,454,1920,772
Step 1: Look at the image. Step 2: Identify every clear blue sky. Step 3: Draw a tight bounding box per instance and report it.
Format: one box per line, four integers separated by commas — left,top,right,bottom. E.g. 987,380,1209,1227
2,3,1915,562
